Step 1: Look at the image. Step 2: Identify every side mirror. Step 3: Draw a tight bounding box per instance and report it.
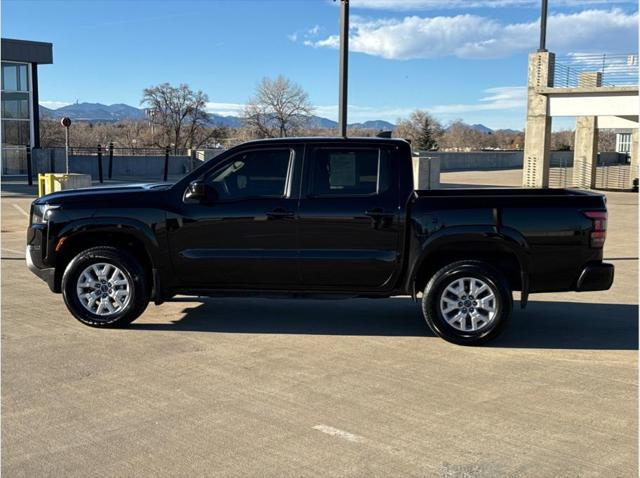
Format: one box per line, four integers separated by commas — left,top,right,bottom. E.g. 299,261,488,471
185,180,206,201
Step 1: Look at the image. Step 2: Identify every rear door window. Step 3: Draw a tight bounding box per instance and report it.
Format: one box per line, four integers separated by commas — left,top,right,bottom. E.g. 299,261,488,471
311,148,389,196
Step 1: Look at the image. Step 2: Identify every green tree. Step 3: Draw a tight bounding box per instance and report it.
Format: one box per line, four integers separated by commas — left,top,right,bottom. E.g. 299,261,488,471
394,110,442,151
416,114,439,151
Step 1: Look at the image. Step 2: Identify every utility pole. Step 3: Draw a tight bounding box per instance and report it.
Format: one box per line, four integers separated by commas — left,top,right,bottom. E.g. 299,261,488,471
338,0,349,137
538,0,548,52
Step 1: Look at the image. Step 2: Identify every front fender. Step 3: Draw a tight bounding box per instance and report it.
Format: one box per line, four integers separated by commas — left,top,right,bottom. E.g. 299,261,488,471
51,216,165,268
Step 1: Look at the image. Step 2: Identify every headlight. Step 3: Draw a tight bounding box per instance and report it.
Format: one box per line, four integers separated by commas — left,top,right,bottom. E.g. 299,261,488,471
31,204,60,224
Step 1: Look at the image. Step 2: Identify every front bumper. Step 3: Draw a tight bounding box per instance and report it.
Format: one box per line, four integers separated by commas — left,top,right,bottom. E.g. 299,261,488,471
26,245,57,292
576,262,614,291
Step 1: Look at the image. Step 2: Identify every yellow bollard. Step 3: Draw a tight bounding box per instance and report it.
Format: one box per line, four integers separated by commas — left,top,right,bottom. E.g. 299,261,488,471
38,174,46,197
37,173,58,197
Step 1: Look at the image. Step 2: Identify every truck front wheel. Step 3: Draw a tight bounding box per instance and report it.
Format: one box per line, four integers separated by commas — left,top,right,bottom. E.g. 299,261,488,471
422,260,512,345
61,246,150,327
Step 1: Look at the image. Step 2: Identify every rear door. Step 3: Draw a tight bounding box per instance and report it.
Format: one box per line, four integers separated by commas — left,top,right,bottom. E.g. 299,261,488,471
297,144,401,290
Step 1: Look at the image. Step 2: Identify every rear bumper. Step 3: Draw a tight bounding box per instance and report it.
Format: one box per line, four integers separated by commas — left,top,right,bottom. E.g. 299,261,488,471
26,245,57,292
576,262,614,291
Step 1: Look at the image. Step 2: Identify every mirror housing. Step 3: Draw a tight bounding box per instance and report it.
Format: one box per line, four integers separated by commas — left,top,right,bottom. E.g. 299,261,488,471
185,180,206,201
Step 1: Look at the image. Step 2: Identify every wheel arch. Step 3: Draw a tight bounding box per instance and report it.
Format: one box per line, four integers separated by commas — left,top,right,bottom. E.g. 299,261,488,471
52,221,159,293
408,228,531,305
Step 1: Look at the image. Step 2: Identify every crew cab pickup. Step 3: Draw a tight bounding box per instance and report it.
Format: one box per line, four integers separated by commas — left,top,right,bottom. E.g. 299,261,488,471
26,137,614,344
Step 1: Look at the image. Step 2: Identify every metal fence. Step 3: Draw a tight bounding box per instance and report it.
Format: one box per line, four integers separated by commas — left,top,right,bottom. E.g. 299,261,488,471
549,158,631,190
553,53,639,88
68,144,200,183
69,145,190,157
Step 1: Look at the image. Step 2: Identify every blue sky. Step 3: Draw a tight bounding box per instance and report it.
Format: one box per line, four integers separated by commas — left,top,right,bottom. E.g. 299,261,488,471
2,0,638,129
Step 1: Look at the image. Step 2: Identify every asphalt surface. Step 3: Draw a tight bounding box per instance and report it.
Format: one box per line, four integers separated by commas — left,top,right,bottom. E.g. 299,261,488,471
1,170,637,477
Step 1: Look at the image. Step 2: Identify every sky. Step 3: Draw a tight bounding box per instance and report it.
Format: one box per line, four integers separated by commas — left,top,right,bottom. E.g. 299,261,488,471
2,0,638,130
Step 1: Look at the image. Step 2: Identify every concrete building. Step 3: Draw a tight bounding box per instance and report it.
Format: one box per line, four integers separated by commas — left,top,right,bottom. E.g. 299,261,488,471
522,51,638,190
1,38,53,175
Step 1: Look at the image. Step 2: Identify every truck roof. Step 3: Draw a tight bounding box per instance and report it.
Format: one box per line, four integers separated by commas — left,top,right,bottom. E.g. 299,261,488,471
238,136,410,147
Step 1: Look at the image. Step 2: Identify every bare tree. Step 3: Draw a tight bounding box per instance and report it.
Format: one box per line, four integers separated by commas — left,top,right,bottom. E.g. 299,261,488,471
394,110,443,150
598,129,617,152
439,120,483,151
551,130,575,151
141,83,212,150
243,76,314,138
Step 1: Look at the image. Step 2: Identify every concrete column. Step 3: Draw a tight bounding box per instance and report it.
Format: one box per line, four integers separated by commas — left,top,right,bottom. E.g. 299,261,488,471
628,128,639,191
573,116,598,188
573,72,602,189
522,52,555,188
412,153,440,190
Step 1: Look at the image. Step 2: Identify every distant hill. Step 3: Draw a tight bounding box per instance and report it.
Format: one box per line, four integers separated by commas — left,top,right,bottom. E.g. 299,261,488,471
494,128,523,134
350,120,395,130
208,114,243,128
40,102,145,121
469,123,493,134
443,122,495,134
39,102,396,130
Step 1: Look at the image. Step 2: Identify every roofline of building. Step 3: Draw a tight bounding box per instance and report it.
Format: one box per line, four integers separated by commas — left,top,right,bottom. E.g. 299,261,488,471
1,38,53,64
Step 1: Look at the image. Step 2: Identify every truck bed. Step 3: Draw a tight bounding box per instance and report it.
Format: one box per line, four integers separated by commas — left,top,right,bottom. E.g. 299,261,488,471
413,188,606,208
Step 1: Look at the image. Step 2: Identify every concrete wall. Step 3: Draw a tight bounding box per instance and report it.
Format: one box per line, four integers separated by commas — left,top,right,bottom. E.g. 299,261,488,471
31,148,200,180
30,148,628,181
424,150,626,171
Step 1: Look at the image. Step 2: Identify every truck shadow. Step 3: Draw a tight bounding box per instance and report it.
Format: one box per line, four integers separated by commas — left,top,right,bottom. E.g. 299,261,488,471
132,298,638,350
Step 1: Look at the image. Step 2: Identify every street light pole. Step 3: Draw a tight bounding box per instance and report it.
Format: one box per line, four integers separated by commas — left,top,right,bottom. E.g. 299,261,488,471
538,0,548,52
338,0,349,137
61,117,71,174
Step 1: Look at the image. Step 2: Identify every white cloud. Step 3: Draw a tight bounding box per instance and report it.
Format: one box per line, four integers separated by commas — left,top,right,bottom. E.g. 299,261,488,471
349,0,635,10
206,102,245,117
315,103,416,122
313,86,526,123
289,24,323,43
307,8,638,59
429,86,526,114
40,100,72,110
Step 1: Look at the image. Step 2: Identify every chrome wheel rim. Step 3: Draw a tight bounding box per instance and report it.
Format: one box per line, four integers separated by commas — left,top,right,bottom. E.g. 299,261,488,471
76,263,131,317
439,277,497,332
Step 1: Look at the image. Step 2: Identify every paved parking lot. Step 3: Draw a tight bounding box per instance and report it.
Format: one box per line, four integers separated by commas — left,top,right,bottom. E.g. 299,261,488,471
2,170,637,477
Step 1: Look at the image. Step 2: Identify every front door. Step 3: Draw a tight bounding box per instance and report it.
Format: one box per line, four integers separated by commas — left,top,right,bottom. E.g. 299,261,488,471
297,145,400,291
169,146,301,289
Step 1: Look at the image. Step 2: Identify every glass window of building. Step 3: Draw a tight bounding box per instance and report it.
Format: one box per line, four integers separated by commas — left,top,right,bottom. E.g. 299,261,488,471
1,61,31,174
616,133,632,154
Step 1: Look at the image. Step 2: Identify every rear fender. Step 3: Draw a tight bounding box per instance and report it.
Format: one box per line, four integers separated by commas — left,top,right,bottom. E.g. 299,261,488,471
408,225,531,306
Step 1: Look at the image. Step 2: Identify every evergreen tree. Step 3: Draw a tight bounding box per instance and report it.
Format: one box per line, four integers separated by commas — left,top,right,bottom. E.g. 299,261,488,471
416,116,439,151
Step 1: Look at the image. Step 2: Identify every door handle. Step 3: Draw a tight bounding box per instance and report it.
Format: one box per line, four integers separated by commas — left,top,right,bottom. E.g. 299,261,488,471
365,208,394,218
365,208,394,229
266,208,295,219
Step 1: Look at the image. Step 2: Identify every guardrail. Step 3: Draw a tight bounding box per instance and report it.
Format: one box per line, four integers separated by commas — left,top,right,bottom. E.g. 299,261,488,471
553,53,638,88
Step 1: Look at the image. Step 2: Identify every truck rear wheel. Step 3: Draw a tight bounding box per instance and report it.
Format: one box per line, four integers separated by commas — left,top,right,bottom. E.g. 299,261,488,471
62,246,149,327
422,260,512,345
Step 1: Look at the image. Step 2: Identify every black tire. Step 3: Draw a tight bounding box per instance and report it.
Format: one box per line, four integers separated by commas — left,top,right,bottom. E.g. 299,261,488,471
421,260,512,345
62,246,149,327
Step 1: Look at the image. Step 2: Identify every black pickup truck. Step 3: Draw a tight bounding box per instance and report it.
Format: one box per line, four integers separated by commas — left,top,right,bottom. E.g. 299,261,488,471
26,137,614,344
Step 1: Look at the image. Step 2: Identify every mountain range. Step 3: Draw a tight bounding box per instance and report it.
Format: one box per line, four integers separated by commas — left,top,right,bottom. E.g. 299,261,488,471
39,102,397,131
39,102,508,133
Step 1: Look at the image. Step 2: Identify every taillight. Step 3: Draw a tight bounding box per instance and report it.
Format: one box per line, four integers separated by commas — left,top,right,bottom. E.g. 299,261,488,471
583,211,607,248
